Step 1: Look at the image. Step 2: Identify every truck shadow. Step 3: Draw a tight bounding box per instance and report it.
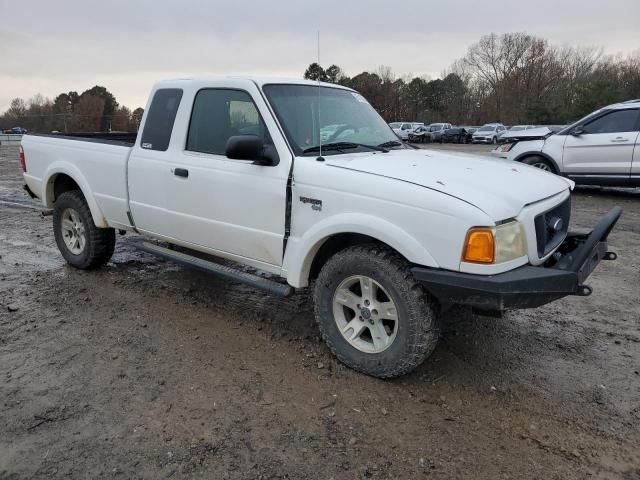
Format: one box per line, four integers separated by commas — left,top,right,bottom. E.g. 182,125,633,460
573,185,640,199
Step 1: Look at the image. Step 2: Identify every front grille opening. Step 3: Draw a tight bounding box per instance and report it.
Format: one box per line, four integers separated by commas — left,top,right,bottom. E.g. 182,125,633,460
535,197,571,257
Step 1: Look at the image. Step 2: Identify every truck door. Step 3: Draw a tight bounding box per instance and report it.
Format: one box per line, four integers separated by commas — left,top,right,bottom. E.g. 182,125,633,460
164,85,291,268
562,108,639,184
128,88,183,238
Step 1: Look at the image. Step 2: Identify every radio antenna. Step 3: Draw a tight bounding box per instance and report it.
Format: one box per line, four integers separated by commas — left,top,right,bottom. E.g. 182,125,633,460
317,30,323,160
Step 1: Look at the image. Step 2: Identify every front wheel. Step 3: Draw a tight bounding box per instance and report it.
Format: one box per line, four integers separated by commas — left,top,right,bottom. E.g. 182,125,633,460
522,155,555,173
314,244,440,378
53,190,116,269
492,136,497,144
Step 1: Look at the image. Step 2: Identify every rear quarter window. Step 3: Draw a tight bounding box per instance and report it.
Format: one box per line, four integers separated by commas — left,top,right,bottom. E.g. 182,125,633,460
140,88,183,151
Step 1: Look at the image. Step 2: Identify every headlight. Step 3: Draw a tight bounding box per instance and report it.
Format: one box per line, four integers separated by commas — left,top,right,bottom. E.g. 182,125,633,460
497,143,514,152
462,221,527,264
494,221,527,263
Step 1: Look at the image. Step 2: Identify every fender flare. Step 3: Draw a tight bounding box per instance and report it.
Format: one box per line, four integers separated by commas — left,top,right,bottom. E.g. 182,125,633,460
42,163,108,228
513,150,560,174
284,213,440,288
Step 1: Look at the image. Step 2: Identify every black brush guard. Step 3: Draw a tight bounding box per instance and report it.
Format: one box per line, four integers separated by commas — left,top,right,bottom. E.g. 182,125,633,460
411,207,622,311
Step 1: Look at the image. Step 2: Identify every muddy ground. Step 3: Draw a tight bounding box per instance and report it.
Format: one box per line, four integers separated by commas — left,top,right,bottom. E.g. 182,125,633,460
1,144,639,479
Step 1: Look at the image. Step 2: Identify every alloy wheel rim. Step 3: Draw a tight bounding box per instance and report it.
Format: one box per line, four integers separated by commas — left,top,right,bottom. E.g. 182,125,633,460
533,162,551,171
332,275,399,353
61,208,86,255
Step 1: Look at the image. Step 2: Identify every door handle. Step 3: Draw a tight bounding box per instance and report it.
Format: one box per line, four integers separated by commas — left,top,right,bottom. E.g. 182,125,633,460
173,168,189,178
610,137,629,143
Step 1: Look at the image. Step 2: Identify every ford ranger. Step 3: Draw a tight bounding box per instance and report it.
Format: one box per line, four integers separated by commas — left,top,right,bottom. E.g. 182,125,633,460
20,77,621,378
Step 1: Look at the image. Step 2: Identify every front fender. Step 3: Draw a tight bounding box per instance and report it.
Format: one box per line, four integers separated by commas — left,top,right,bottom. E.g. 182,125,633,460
512,150,561,173
283,213,439,288
43,162,108,228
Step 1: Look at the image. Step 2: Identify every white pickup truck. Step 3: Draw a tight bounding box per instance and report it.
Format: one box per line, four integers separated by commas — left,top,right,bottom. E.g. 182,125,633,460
21,76,621,378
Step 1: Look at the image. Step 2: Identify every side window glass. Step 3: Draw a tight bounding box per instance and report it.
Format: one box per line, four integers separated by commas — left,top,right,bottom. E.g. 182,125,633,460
186,89,267,155
140,88,183,151
583,109,639,134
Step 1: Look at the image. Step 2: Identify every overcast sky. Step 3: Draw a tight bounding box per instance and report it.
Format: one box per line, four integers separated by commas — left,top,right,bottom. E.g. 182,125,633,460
1,0,639,112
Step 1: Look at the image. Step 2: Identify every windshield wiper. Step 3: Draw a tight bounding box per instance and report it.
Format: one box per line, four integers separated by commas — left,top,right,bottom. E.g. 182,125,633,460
303,142,388,154
377,140,404,149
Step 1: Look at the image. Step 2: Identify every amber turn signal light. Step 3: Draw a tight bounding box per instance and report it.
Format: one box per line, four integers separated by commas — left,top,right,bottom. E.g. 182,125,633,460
462,228,495,264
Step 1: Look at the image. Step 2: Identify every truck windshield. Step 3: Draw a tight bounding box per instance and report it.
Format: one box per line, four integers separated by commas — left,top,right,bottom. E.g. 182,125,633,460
263,84,400,156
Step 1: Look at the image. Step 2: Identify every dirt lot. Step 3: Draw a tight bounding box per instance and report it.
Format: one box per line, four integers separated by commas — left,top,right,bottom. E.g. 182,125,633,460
1,144,639,479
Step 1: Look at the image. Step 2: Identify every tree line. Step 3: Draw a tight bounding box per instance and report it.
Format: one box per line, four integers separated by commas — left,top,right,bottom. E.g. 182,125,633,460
0,86,143,133
304,32,640,126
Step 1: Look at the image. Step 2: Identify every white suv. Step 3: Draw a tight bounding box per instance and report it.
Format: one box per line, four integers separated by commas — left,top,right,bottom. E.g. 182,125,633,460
505,100,640,187
389,122,423,140
472,123,506,144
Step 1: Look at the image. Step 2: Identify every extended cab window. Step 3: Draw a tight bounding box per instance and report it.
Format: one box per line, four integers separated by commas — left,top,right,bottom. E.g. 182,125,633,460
583,109,639,134
186,89,267,155
140,88,183,151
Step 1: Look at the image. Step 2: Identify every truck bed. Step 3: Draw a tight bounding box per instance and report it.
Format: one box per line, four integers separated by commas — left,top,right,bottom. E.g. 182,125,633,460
21,132,135,230
29,132,138,147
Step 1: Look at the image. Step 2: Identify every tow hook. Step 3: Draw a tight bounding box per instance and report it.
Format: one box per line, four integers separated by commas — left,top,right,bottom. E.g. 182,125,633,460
575,285,593,296
603,251,617,261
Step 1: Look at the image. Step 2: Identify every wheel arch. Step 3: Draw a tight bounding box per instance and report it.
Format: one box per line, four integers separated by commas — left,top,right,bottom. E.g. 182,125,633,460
284,214,439,288
513,151,560,174
43,164,108,228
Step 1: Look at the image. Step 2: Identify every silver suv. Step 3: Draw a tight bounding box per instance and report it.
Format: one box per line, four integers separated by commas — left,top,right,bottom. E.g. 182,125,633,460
472,123,506,144
505,100,640,187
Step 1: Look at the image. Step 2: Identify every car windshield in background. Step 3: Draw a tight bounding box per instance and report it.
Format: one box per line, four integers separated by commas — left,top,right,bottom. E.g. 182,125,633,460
478,126,495,132
509,126,526,131
389,122,401,129
263,84,400,155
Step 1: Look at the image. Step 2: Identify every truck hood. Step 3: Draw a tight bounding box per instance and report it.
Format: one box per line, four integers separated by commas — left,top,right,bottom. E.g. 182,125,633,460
501,127,552,141
324,149,571,220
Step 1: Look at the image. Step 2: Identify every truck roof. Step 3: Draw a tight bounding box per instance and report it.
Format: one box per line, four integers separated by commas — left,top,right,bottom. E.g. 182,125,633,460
607,99,640,110
153,76,353,90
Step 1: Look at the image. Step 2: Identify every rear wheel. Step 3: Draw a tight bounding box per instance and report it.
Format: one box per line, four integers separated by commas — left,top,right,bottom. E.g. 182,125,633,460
522,155,555,173
53,190,115,269
314,244,440,378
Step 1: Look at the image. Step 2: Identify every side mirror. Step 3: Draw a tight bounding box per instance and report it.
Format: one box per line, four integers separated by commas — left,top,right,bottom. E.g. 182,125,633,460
572,126,584,136
225,135,279,166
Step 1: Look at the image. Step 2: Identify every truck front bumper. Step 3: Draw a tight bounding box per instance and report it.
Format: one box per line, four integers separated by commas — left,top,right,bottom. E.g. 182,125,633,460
411,207,621,311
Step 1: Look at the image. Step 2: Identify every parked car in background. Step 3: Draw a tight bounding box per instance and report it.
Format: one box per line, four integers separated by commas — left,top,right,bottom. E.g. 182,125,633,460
498,125,536,143
504,99,640,186
389,122,423,140
472,123,506,144
4,127,27,134
389,122,409,140
408,125,431,143
442,127,472,144
464,127,478,137
427,123,452,143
